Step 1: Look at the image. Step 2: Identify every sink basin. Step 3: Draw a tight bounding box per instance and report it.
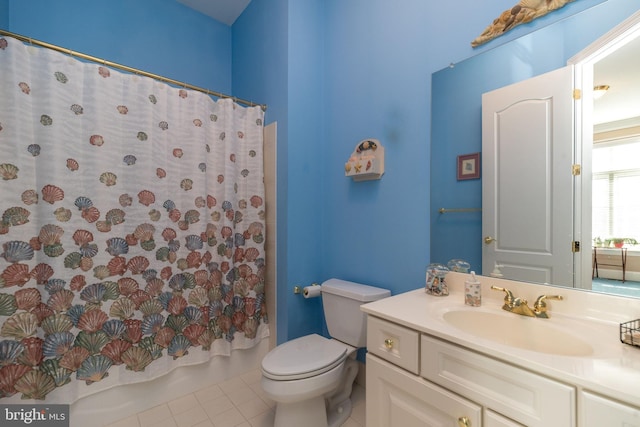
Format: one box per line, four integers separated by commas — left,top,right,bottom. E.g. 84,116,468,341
443,310,594,357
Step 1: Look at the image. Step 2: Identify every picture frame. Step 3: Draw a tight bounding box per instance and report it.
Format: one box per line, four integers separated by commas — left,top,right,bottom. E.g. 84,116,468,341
457,152,480,180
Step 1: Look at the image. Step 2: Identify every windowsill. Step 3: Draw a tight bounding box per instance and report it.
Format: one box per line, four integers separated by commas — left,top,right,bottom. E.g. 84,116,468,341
592,246,640,256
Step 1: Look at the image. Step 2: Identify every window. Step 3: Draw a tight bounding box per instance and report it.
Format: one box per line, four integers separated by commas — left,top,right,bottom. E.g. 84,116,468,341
592,136,640,243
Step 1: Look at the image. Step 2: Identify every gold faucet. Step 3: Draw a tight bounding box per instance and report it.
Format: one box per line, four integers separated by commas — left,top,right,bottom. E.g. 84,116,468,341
491,286,563,318
491,286,535,317
533,294,564,318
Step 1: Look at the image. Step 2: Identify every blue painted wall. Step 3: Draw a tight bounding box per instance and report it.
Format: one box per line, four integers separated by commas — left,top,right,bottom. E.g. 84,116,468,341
283,0,326,339
233,0,326,343
4,0,232,93
0,0,8,28
3,0,638,347
231,0,293,343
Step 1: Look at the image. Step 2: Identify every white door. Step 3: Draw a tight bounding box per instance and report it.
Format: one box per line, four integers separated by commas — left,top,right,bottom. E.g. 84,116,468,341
482,66,575,286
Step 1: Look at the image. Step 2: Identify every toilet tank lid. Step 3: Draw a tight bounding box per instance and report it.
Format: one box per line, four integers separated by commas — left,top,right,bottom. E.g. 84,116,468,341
321,278,391,302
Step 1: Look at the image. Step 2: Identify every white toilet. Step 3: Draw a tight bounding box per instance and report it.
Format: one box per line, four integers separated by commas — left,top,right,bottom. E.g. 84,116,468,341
261,278,390,427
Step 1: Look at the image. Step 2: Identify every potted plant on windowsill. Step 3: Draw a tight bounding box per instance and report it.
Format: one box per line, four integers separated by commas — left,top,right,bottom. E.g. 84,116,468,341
605,237,638,248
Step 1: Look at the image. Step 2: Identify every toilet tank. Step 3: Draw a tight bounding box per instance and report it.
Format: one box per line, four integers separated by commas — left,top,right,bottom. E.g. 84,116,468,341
321,279,390,348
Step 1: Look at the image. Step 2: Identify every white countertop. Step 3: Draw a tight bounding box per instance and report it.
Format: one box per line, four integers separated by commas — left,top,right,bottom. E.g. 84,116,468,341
361,272,640,407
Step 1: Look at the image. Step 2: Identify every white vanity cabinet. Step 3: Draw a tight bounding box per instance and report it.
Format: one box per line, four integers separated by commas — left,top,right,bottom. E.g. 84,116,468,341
485,410,525,427
362,277,640,427
421,335,574,426
366,316,575,427
581,392,640,426
366,355,482,427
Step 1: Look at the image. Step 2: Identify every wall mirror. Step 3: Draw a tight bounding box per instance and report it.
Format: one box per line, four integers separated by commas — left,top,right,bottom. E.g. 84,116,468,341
430,1,640,298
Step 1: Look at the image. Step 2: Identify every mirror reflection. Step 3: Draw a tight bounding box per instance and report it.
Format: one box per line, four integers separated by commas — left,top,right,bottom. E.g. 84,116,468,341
430,2,640,298
589,34,640,297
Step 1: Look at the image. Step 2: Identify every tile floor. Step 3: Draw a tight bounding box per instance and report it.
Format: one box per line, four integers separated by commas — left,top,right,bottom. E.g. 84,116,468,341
105,368,366,427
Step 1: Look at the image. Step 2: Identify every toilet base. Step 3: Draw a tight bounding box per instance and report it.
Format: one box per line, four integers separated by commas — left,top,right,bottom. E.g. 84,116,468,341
273,396,328,427
272,396,353,427
327,398,352,427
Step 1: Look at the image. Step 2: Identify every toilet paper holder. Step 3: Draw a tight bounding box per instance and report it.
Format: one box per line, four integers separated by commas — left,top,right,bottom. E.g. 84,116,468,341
294,283,319,295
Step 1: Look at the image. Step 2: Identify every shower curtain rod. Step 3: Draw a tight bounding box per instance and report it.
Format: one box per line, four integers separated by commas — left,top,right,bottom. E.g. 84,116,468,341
0,29,267,111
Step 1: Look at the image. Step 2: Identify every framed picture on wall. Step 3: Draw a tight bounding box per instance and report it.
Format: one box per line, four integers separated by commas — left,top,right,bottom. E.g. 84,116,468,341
457,152,480,180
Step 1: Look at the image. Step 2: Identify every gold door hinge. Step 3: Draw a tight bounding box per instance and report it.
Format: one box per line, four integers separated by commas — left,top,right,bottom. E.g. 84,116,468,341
573,89,582,100
572,164,581,176
572,241,581,253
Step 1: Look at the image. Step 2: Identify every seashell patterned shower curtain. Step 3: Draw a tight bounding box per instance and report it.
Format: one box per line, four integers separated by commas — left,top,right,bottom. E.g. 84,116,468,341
0,36,268,404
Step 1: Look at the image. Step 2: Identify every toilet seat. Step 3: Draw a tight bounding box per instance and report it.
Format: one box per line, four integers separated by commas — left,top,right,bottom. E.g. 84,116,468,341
261,334,348,381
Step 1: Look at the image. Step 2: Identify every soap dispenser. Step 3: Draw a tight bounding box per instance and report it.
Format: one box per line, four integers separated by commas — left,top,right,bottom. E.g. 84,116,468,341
464,271,481,307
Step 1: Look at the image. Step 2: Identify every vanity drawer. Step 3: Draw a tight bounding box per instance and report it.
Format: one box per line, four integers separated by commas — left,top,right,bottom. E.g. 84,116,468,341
580,391,640,426
421,335,575,427
367,316,420,374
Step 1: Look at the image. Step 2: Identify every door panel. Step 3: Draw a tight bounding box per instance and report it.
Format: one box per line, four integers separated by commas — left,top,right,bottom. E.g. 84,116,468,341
482,66,575,286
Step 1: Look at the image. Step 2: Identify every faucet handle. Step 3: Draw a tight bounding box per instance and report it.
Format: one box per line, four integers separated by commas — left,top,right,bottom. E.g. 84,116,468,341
491,285,515,308
491,286,538,317
533,294,563,318
491,286,512,298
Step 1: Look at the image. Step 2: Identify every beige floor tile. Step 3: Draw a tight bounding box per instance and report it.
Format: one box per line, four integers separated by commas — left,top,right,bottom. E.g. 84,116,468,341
210,407,246,427
195,384,225,405
351,400,366,426
248,410,274,427
225,386,258,406
158,419,179,427
138,404,173,427
203,395,235,419
248,383,275,408
218,377,247,394
239,369,262,386
169,393,200,416
129,368,367,427
343,419,362,427
236,397,269,420
104,414,140,427
173,405,209,427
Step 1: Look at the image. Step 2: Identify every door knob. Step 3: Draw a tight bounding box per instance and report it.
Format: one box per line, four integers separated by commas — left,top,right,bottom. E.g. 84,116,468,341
458,416,471,427
384,339,394,350
484,236,497,245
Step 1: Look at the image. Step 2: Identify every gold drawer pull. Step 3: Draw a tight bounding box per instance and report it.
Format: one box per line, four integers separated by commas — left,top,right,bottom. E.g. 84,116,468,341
458,416,471,427
384,338,394,350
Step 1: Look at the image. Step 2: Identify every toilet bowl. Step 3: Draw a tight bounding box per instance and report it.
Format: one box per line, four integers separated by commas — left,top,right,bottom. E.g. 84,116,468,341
261,334,357,427
261,279,390,427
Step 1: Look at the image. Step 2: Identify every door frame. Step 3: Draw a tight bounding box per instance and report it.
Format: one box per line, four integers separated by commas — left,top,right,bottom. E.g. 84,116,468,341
568,10,640,290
